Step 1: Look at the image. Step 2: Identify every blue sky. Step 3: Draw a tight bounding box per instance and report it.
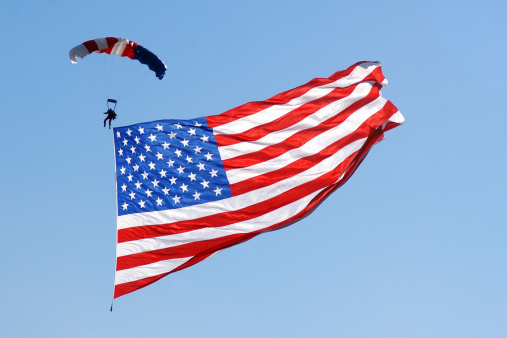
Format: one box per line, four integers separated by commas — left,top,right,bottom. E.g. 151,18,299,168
1,1,506,337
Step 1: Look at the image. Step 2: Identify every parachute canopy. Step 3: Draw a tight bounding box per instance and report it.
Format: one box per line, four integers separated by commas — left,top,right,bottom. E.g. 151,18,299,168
69,37,167,79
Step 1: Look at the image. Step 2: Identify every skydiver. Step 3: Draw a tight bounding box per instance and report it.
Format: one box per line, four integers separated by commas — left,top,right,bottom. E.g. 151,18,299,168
104,108,117,129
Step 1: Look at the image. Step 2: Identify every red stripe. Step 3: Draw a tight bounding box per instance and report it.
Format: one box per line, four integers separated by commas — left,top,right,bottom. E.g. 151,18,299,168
82,39,99,53
122,41,137,59
115,249,226,298
114,249,229,298
221,84,381,170
214,85,357,147
100,37,119,54
117,230,260,271
206,62,385,128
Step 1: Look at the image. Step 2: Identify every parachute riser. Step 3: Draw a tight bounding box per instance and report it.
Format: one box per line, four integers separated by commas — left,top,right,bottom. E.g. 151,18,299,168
107,99,117,110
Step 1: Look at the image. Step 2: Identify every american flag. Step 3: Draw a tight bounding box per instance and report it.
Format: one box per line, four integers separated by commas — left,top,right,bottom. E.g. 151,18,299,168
112,61,404,298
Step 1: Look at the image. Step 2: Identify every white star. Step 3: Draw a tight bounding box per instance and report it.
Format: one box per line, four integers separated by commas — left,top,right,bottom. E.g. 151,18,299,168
123,139,128,146
156,197,163,206
172,195,181,204
204,152,213,161
156,152,163,160
194,146,202,154
188,172,196,181
194,121,202,127
144,145,151,152
126,129,132,136
162,142,170,149
138,127,145,134
139,154,146,162
148,162,156,170
134,136,141,144
145,188,153,197
188,128,196,136
201,135,209,142
174,149,182,157
214,187,222,196
210,169,218,177
177,166,185,174
180,183,188,192
133,164,139,172
186,155,193,164
175,123,182,129
127,174,133,182
193,191,201,200
197,162,205,171
118,148,124,156
116,131,121,138
126,157,132,164
162,186,170,195
141,171,149,179
122,202,128,210
168,131,177,139
152,178,160,187
135,181,143,189
201,179,210,188
149,134,157,142
159,169,167,177
121,184,127,192
166,159,175,167
169,176,177,185
156,124,164,131
120,166,126,175
181,139,189,147
130,146,136,154
139,199,146,208
129,191,136,200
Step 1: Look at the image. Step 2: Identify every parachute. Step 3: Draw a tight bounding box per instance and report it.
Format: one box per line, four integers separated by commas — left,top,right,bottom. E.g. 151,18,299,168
69,37,167,105
69,37,167,79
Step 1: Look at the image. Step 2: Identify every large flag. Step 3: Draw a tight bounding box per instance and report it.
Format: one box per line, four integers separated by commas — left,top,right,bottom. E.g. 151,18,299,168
112,61,404,298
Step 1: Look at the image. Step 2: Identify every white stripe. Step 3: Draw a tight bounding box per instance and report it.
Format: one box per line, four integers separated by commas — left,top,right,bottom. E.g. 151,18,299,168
114,256,192,285
69,44,90,63
117,138,366,257
213,62,381,136
94,38,109,50
111,38,129,56
117,136,366,231
225,96,388,184
218,82,374,161
388,111,405,125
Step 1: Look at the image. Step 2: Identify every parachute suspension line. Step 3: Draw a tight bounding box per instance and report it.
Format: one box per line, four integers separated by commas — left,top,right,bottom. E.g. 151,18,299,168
118,66,154,102
75,54,108,101
115,58,140,101
102,52,114,101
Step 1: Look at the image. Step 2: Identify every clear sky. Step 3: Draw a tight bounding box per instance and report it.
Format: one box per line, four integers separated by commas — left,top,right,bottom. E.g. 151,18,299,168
1,1,506,337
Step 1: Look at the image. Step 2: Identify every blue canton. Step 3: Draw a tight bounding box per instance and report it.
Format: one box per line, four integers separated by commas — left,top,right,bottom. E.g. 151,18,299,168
113,117,231,216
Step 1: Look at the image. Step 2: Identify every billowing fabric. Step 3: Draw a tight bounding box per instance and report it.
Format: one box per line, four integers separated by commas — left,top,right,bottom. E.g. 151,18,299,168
111,61,404,298
69,37,167,79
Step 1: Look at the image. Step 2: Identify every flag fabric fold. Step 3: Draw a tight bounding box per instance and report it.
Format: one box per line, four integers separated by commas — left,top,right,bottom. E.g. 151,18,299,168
112,61,404,298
